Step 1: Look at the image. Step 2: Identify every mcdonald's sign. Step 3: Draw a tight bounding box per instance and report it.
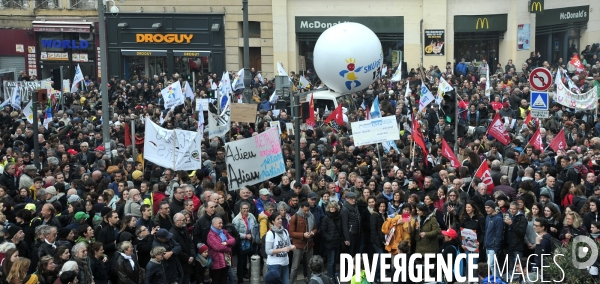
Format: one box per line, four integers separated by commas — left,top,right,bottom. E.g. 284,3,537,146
475,18,489,30
530,0,544,13
454,14,507,32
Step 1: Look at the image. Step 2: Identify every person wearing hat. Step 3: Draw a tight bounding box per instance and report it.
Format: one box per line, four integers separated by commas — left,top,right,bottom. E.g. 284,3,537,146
124,188,143,219
539,183,560,213
339,191,361,256
438,228,461,275
256,188,276,214
484,199,504,278
18,164,37,191
67,211,89,230
152,228,183,283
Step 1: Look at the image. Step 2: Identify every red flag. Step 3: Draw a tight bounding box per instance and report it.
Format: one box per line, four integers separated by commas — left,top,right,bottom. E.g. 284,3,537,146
365,106,371,120
324,104,344,133
569,54,585,72
441,138,460,168
487,113,511,145
123,122,132,147
528,128,544,153
548,128,567,152
588,159,595,175
524,111,532,126
306,94,315,127
474,161,494,194
411,114,429,165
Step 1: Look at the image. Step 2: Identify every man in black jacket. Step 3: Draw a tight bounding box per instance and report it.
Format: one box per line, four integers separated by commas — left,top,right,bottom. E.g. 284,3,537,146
37,226,57,260
0,163,18,196
97,210,119,260
504,201,528,274
170,213,195,284
153,228,183,284
194,201,216,246
340,192,361,255
169,186,185,218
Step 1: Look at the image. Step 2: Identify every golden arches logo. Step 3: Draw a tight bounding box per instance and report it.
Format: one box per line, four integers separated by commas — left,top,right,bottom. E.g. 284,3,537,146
476,18,489,30
531,1,542,12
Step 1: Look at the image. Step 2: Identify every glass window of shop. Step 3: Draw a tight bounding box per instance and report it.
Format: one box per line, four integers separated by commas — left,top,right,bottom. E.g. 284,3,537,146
454,35,500,69
173,55,210,78
123,53,167,81
453,14,507,74
38,32,96,80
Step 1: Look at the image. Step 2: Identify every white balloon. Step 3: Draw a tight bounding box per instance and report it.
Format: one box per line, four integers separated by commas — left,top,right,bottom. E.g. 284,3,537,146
313,22,383,93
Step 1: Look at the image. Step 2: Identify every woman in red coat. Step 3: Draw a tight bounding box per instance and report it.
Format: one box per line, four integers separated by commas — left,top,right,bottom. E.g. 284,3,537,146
207,217,236,284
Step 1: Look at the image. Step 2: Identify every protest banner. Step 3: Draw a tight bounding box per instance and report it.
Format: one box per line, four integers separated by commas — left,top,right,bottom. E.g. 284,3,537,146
144,117,202,170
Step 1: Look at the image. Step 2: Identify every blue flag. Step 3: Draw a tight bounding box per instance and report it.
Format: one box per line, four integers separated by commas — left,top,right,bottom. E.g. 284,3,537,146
370,96,381,119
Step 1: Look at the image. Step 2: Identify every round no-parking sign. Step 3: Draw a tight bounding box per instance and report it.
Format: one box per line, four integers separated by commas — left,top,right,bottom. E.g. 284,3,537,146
529,67,553,91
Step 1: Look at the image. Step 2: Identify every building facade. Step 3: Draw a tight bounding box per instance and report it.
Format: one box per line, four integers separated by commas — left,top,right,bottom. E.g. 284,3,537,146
0,0,598,82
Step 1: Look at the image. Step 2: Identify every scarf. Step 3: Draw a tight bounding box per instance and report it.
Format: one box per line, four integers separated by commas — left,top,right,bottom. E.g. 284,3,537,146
295,210,315,232
211,225,227,242
120,252,135,269
271,226,290,246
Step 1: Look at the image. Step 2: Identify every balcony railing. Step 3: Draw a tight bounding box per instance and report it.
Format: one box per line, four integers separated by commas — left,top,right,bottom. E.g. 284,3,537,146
0,0,30,9
34,0,59,9
68,0,96,10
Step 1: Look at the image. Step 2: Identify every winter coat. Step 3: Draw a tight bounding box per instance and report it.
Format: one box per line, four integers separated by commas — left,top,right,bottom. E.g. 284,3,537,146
381,213,414,254
97,224,118,259
340,201,361,242
288,211,317,250
0,171,18,196
457,214,486,250
144,260,167,284
169,226,195,274
504,212,527,251
320,210,342,249
415,212,441,254
124,200,142,218
116,253,143,284
583,211,600,232
206,229,235,270
89,255,109,284
232,213,260,245
74,257,94,284
151,238,182,282
193,213,215,246
484,213,504,251
370,212,386,249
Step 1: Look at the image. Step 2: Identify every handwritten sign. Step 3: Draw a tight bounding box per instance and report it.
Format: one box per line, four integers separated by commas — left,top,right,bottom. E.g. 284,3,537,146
351,116,400,146
3,79,51,101
461,228,479,252
143,117,202,170
225,127,285,190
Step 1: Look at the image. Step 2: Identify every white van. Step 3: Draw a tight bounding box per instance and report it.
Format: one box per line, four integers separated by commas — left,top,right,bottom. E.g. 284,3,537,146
300,89,357,115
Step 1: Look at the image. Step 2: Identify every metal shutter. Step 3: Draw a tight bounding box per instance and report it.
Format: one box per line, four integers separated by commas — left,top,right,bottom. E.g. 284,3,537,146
0,56,26,72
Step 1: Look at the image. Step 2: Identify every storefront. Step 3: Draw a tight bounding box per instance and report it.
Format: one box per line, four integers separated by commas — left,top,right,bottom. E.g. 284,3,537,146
105,13,225,81
295,16,404,72
454,14,507,69
33,21,98,82
535,5,589,65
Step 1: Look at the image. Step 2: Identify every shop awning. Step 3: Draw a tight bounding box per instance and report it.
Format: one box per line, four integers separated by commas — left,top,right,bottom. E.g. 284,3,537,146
173,50,210,57
32,21,93,33
121,50,167,56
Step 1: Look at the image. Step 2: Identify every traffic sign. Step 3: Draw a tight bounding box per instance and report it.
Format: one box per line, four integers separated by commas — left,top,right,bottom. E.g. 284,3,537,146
529,67,553,91
531,110,549,118
531,91,549,110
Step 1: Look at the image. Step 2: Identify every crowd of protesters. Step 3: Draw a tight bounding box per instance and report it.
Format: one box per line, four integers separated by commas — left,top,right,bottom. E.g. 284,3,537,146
0,43,598,284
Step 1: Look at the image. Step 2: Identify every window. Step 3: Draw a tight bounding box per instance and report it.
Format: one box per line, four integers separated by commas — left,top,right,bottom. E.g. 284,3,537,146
69,0,96,10
35,0,59,9
238,21,261,38
0,0,29,9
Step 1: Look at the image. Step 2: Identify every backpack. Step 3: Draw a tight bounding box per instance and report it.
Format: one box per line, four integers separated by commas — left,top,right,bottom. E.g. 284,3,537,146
574,164,590,179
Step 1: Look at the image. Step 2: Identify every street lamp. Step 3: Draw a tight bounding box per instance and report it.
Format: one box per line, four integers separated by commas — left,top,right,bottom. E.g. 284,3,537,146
241,0,252,103
98,0,118,153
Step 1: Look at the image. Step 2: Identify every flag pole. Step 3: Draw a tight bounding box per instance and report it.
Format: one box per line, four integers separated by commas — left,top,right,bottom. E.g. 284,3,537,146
376,143,384,176
466,160,486,193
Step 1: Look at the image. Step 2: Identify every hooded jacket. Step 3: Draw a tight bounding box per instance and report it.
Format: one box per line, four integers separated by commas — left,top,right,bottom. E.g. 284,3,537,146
504,211,527,251
415,211,441,254
484,212,504,251
320,210,341,249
